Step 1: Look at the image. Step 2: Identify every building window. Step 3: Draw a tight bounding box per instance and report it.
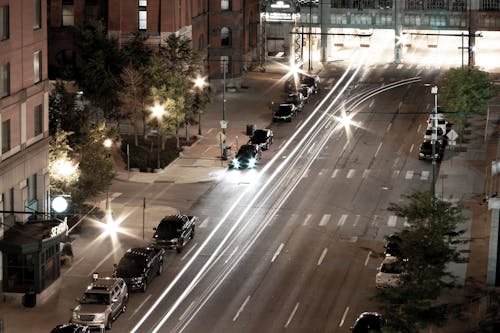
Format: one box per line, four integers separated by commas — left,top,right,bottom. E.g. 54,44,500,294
221,27,231,46
28,174,37,202
33,0,41,29
221,0,231,10
2,119,11,153
482,0,500,10
220,56,230,74
0,6,9,40
34,51,42,83
34,104,43,136
62,1,75,26
2,188,14,221
139,0,147,30
1,62,10,98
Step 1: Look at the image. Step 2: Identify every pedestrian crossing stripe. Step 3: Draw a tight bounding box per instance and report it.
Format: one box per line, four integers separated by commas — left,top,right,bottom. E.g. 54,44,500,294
346,169,356,178
362,169,370,178
405,170,414,179
319,214,331,226
387,215,397,227
303,214,312,226
420,170,430,180
331,169,339,178
338,214,348,226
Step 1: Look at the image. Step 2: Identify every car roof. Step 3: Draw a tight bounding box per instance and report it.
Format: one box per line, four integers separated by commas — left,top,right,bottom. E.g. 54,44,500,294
86,277,122,293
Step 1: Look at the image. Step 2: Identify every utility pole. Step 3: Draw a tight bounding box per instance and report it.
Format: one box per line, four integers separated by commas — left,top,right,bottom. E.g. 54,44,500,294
431,86,438,198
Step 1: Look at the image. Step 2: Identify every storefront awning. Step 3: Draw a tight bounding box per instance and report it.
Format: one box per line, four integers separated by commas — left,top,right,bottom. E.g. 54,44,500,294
0,219,67,253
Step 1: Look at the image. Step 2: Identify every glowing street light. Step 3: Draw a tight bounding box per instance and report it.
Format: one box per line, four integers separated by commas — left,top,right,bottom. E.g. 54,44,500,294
193,76,207,136
152,103,165,169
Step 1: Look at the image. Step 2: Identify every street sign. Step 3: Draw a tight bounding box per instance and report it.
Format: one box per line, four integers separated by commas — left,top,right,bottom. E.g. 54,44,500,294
446,129,459,141
220,120,228,129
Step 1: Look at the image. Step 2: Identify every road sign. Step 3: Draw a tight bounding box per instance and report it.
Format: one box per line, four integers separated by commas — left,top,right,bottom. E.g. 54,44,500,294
220,120,228,129
446,129,459,141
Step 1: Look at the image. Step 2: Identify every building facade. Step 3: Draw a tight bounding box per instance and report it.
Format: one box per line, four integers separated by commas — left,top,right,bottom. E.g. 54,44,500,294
0,0,56,301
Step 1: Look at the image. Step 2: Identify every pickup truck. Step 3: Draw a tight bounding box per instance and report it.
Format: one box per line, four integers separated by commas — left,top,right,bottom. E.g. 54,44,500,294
152,214,198,253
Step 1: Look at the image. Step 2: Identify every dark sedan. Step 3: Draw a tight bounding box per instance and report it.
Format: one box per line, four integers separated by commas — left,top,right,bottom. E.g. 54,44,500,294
113,247,165,292
249,129,273,150
273,103,297,122
51,323,90,333
229,144,262,169
350,312,386,333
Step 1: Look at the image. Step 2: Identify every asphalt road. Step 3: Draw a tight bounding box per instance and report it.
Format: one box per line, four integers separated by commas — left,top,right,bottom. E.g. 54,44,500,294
105,63,446,332
29,62,445,333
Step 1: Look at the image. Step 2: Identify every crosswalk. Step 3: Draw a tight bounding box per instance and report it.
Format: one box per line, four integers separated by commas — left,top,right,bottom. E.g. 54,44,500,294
197,212,409,230
301,168,430,180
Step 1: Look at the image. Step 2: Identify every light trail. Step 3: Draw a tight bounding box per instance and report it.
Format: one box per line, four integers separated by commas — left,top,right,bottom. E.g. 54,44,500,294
131,57,364,333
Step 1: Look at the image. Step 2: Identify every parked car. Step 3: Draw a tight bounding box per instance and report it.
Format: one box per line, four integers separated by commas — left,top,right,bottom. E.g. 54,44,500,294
113,247,166,292
249,129,273,150
51,323,90,333
375,256,404,287
152,214,197,253
71,276,128,330
300,84,313,103
427,117,449,134
350,312,386,333
423,126,444,142
384,233,402,258
300,74,320,93
273,103,297,122
285,92,305,111
418,140,443,161
230,144,262,169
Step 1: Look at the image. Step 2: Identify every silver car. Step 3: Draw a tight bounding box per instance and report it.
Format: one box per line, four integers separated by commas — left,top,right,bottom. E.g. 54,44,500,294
72,276,128,330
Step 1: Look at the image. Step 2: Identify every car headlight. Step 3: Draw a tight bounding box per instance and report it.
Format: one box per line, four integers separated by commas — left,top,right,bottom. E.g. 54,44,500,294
170,238,178,244
231,159,240,169
248,158,257,168
132,277,143,283
94,313,106,321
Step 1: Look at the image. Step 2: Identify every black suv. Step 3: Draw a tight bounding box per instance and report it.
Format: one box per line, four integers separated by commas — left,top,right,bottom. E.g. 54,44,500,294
285,92,305,111
418,140,443,161
113,247,166,292
273,103,297,122
249,129,273,151
152,215,197,253
230,144,262,169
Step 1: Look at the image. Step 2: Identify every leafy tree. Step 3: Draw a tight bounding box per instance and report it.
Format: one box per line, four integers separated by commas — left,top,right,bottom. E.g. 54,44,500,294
67,122,116,208
118,65,147,146
121,32,153,69
72,20,124,121
49,126,80,195
49,80,91,138
440,67,497,139
375,191,468,332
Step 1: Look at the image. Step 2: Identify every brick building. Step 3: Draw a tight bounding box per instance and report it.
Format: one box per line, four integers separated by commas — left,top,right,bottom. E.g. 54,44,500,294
0,0,65,304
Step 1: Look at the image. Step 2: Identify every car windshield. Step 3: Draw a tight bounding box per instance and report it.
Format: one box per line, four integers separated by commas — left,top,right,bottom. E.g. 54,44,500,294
116,255,146,277
156,219,183,239
276,105,293,115
380,260,404,274
81,292,110,305
237,145,255,157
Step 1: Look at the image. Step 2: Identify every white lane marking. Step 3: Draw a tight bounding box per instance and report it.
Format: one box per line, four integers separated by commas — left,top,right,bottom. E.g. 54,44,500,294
302,169,310,178
319,214,332,226
225,246,239,264
398,101,403,109
233,296,251,322
303,214,313,226
405,170,414,179
308,142,317,154
66,257,85,275
284,302,300,328
338,214,348,226
362,169,370,178
386,122,392,132
110,192,122,199
388,215,398,227
295,120,303,128
317,248,328,266
342,141,349,153
130,294,152,319
203,147,211,154
364,251,372,266
353,215,361,227
199,217,209,228
417,124,422,133
278,141,285,149
393,157,399,169
410,143,414,152
331,169,340,178
346,169,355,178
179,301,196,321
374,142,383,157
207,128,214,134
319,168,327,176
271,243,285,262
393,170,400,178
339,306,350,327
181,243,198,261
404,217,410,228
371,215,378,227
421,170,430,180
369,99,374,108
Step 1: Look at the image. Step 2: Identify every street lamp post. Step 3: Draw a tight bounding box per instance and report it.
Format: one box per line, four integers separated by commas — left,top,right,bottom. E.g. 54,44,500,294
194,76,206,136
431,86,438,198
103,138,112,210
222,58,227,134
